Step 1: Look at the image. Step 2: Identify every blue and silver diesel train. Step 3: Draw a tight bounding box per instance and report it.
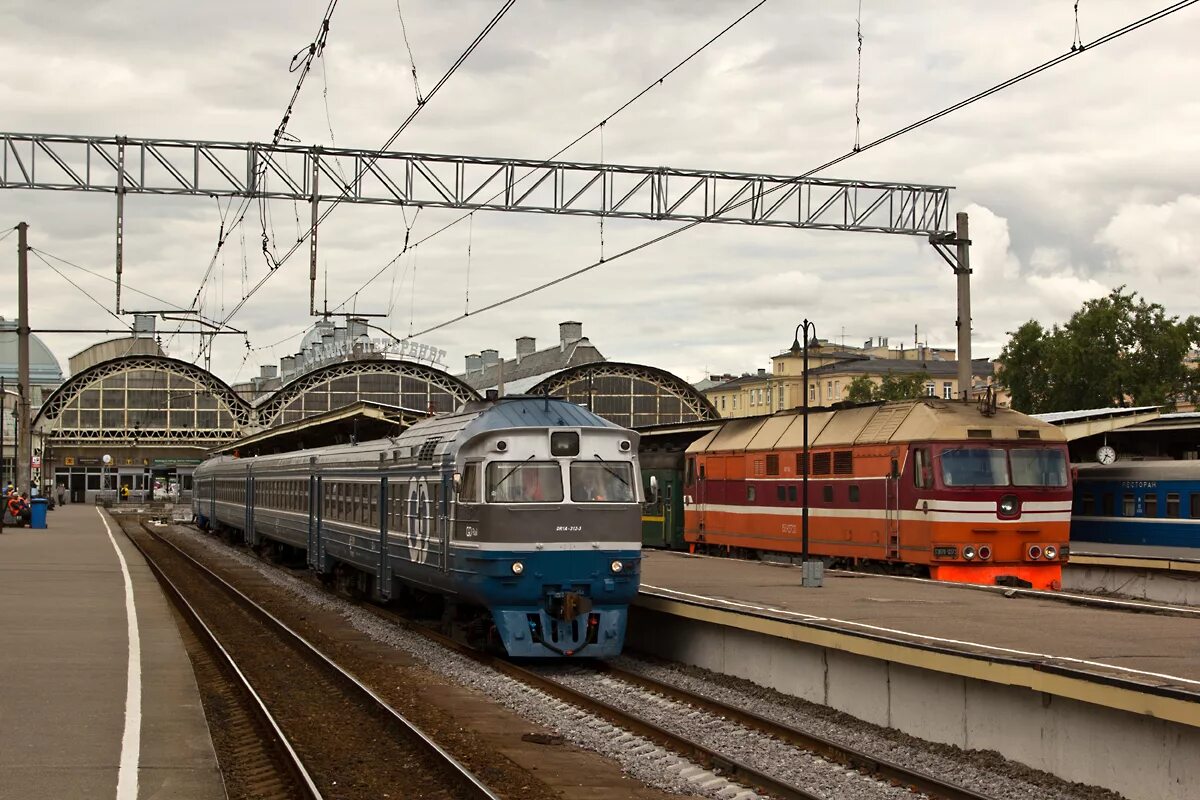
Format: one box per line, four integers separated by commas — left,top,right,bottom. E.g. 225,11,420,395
1072,460,1200,549
193,395,644,657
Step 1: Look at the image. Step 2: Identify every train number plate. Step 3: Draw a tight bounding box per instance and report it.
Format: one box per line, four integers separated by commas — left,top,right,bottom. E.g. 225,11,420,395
933,546,958,558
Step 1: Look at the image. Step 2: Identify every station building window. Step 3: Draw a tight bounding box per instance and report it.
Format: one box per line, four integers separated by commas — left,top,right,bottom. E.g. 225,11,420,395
942,382,953,400
924,382,936,397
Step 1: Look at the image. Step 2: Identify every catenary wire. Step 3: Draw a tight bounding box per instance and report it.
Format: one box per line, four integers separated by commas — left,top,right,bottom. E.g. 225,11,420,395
328,0,771,314
31,251,133,329
31,247,189,311
406,0,1197,340
211,0,517,335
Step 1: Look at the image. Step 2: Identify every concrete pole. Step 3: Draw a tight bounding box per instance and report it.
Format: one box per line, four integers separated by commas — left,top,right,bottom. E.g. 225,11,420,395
309,148,320,316
954,212,972,401
16,222,31,495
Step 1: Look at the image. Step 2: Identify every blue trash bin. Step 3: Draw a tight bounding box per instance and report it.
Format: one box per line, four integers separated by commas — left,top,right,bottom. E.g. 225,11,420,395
30,497,48,529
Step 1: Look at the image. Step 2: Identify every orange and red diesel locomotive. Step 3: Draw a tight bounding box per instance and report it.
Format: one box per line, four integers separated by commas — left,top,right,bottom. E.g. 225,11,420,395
681,398,1072,589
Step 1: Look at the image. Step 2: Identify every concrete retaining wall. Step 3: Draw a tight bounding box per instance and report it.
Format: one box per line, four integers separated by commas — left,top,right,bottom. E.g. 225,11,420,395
628,606,1200,800
1064,564,1200,606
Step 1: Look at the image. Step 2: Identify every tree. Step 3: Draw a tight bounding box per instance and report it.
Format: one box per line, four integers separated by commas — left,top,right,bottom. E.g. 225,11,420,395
997,287,1200,413
876,371,932,401
846,375,876,403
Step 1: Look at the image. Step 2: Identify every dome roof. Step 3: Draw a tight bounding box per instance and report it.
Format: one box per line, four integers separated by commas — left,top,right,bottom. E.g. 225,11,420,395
0,318,64,386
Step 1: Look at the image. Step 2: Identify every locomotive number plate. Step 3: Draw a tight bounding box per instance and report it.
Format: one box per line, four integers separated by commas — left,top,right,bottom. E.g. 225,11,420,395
933,546,958,558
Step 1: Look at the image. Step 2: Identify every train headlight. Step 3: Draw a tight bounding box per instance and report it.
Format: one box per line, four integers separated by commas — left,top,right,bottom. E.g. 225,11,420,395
610,560,624,573
1027,545,1042,560
963,546,976,560
998,495,1019,516
1044,545,1058,560
511,561,525,575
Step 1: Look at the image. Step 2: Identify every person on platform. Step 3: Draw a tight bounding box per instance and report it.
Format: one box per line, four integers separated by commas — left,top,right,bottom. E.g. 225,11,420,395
56,483,66,506
120,484,130,502
6,492,30,526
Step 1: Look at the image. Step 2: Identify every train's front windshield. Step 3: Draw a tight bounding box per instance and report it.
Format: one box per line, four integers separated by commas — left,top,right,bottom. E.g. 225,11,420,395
939,447,1068,488
1010,449,1069,486
940,448,1009,487
486,461,563,503
570,462,636,503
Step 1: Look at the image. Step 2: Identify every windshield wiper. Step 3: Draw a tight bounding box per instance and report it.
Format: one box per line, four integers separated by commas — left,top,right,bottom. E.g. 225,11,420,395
492,455,534,493
592,454,630,487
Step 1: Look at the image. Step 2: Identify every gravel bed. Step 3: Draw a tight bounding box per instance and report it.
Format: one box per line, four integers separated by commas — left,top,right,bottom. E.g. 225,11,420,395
545,667,924,800
169,527,744,799
615,654,1128,800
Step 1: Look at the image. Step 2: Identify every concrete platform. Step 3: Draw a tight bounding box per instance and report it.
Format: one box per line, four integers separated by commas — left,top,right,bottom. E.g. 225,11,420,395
0,504,224,800
632,550,1200,800
639,549,1200,690
1071,542,1200,563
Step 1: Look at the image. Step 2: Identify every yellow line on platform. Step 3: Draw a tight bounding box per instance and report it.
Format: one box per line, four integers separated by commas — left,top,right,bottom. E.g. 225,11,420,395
634,593,1200,729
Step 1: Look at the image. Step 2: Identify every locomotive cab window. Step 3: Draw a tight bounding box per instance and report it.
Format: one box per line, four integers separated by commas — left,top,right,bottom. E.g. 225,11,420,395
487,462,564,503
913,448,933,489
571,462,635,503
459,463,479,503
940,448,1009,487
1010,449,1068,486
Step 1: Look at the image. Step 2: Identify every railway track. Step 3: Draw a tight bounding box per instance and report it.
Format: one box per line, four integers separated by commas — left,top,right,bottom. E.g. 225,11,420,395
371,606,997,800
127,522,500,800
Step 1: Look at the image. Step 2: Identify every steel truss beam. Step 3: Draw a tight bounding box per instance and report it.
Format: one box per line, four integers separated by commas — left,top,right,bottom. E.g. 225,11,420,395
1,133,954,236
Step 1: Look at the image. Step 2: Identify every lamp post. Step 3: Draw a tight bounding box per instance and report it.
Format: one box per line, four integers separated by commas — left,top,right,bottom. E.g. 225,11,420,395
791,319,823,588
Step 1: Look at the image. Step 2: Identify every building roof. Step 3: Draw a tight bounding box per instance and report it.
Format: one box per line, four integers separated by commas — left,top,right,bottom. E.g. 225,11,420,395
0,318,64,385
805,357,992,378
1030,405,1162,441
462,338,605,392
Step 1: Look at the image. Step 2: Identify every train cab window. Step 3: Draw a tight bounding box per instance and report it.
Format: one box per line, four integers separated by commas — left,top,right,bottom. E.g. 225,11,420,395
822,485,834,503
1101,493,1114,516
747,485,756,502
788,485,797,502
776,485,786,502
1122,494,1135,517
488,462,564,503
570,462,635,503
940,448,1009,487
1191,493,1200,519
1144,494,1158,518
913,448,932,489
460,464,479,503
1167,493,1181,518
848,485,860,502
1079,492,1094,515
1010,449,1068,486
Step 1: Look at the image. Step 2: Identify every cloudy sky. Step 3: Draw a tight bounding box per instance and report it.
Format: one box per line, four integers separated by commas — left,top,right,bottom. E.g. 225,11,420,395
3,0,1198,387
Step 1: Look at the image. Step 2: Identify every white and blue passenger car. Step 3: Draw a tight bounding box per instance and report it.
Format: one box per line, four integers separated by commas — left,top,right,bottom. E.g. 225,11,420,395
1072,460,1200,549
193,395,644,657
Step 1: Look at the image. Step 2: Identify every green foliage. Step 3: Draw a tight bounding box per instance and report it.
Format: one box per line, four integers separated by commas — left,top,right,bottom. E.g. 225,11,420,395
997,287,1200,413
876,371,932,401
846,375,876,403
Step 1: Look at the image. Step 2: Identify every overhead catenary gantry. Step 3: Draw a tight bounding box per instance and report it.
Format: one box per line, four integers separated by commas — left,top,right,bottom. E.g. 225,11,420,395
1,131,975,397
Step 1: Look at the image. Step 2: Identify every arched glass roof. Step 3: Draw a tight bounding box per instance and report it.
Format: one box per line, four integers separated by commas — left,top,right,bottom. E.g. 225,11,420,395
530,361,719,429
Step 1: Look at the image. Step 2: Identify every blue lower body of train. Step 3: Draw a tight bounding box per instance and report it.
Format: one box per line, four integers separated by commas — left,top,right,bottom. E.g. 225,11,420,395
1071,517,1200,548
454,548,640,658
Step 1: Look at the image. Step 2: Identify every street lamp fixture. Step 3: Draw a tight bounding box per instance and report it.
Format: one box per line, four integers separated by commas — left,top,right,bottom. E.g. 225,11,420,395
796,318,823,588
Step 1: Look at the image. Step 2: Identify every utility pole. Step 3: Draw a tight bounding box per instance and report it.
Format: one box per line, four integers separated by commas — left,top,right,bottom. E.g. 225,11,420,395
16,222,31,495
954,212,972,401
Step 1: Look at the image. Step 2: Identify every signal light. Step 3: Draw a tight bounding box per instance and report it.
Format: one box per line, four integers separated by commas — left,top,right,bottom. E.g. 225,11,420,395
1028,545,1042,560
1044,545,1058,560
978,545,992,561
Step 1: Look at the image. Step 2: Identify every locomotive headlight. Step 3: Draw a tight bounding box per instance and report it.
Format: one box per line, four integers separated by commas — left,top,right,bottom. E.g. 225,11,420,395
1044,545,1058,560
511,561,525,575
610,560,624,573
998,495,1019,516
963,546,976,560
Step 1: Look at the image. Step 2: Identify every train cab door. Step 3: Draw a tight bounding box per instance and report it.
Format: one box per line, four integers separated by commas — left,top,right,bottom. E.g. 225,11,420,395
438,472,452,573
662,475,680,548
885,453,901,560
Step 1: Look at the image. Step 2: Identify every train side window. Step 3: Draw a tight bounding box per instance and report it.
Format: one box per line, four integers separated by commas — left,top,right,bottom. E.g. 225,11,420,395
1144,494,1158,518
370,486,379,527
913,449,932,489
822,485,834,503
1079,492,1094,515
795,453,808,475
1122,493,1135,517
1101,493,1114,516
460,464,479,503
1191,493,1200,519
849,485,860,502
776,485,786,502
788,485,797,502
747,485,756,502
1167,493,1181,518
